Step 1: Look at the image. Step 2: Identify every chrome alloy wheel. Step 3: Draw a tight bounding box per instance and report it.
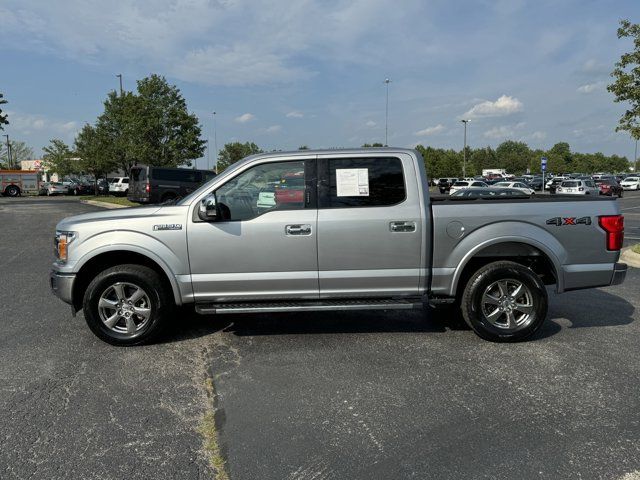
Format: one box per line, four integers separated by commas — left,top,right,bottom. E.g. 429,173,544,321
97,282,152,335
481,279,534,330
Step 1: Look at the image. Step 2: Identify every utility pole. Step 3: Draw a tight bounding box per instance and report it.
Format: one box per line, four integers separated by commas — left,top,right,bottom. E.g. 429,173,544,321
461,119,470,178
635,136,638,173
384,79,391,146
116,74,123,96
3,134,10,169
212,111,218,172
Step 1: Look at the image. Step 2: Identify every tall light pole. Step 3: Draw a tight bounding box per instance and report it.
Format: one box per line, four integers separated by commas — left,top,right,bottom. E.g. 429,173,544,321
3,134,11,169
635,136,638,173
212,111,218,172
461,119,470,178
116,74,123,96
384,78,391,146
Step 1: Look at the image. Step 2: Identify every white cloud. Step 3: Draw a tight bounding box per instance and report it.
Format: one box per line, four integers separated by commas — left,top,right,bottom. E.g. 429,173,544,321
263,125,282,133
365,120,377,127
463,95,523,119
483,122,525,139
286,111,304,118
577,81,604,94
529,131,547,140
0,0,426,87
235,113,255,123
415,124,445,136
8,111,78,136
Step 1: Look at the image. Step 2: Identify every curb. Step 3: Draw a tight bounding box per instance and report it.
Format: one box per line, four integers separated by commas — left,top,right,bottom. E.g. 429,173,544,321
80,199,128,209
621,247,640,269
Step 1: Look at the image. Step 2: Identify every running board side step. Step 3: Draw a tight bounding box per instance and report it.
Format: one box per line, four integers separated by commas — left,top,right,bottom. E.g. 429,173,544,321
195,298,424,315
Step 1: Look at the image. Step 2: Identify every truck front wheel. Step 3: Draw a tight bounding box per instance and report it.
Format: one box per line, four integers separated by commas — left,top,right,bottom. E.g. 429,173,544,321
460,261,548,342
82,264,173,346
5,185,20,197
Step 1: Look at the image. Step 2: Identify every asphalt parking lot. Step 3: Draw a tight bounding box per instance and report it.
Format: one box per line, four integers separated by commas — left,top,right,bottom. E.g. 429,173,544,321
1,194,640,480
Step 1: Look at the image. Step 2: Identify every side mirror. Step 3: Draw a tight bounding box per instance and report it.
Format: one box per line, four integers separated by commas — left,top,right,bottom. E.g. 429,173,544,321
198,193,218,221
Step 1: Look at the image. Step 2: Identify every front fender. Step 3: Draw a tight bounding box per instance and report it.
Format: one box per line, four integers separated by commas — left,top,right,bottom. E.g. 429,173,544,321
67,230,189,305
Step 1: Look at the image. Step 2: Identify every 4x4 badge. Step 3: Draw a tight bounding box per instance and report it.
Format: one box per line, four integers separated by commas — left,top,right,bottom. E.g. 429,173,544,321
546,216,591,226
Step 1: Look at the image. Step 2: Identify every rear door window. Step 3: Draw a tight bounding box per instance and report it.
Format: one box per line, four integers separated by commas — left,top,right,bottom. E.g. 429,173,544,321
318,157,405,208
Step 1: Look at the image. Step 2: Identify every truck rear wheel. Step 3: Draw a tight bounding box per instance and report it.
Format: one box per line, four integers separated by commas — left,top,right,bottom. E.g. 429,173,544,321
5,185,20,197
460,261,548,342
82,264,173,346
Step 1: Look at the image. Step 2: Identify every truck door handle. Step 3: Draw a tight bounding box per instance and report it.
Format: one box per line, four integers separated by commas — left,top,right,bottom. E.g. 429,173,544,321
390,221,416,233
285,224,312,236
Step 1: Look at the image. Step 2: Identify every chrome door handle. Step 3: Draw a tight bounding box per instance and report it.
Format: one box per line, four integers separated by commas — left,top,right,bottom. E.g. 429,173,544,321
390,221,416,233
286,224,312,236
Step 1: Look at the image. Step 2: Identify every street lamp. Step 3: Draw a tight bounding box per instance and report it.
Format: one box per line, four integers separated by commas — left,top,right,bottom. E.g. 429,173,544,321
384,78,391,146
635,136,638,173
116,74,123,96
3,134,11,169
461,119,470,178
212,111,218,172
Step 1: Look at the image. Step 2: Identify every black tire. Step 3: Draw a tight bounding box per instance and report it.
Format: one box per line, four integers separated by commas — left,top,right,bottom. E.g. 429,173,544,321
5,185,20,197
460,261,548,342
82,264,174,346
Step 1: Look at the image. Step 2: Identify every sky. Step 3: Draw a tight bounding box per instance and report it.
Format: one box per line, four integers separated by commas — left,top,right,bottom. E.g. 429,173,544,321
1,0,638,170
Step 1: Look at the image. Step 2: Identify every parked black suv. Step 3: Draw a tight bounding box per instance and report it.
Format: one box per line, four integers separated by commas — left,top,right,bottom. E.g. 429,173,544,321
128,165,217,204
437,177,458,194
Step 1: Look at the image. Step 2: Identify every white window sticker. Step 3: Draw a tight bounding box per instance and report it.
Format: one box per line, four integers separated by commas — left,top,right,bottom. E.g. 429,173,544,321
336,168,370,196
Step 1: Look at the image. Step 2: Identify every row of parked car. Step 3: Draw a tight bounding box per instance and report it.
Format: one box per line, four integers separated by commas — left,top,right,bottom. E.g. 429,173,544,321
38,177,130,196
436,173,639,198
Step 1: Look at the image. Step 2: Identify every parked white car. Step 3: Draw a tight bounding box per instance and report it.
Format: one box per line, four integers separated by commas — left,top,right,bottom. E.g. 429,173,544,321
620,176,640,191
493,181,535,195
449,180,489,195
109,177,129,196
546,176,569,189
556,179,599,195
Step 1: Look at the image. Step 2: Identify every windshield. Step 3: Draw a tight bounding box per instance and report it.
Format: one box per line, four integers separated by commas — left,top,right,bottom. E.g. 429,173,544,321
453,181,468,187
561,181,579,187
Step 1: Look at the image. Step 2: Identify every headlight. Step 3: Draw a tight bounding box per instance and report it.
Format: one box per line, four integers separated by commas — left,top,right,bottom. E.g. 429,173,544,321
54,231,77,263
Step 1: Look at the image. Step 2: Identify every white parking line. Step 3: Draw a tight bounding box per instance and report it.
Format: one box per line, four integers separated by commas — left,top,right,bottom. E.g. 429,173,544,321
621,205,640,211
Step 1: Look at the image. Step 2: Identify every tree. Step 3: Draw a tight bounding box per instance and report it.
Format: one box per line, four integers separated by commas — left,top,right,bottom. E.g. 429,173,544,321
95,91,142,174
75,124,119,192
42,139,77,177
94,74,206,173
298,145,309,150
469,146,498,175
134,74,206,168
496,141,530,174
216,142,263,171
608,19,640,146
1,140,34,169
0,93,8,130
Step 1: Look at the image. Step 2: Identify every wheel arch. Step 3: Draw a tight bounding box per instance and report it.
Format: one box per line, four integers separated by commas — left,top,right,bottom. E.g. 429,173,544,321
72,249,183,312
449,233,564,298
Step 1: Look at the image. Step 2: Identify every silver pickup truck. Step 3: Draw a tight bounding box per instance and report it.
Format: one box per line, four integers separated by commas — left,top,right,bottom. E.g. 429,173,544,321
50,148,627,345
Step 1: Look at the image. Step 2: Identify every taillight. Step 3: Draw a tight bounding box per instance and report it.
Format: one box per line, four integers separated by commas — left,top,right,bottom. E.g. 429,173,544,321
598,215,624,251
579,187,584,191
145,183,150,193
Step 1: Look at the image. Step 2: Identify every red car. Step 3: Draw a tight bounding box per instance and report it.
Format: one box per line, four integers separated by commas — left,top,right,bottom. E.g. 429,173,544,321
275,171,305,206
595,178,623,198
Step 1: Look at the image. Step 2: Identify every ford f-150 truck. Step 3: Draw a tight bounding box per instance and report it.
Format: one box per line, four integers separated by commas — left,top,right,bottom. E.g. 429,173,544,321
50,148,627,345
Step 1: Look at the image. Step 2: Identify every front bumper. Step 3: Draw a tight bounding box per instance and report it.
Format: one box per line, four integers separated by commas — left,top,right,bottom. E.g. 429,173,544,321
611,262,627,286
50,271,75,305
